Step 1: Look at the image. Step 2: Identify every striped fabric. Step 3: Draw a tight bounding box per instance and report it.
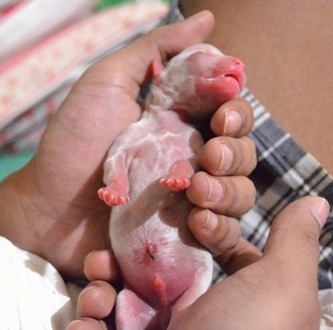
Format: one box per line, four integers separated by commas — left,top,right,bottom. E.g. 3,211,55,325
0,1,169,153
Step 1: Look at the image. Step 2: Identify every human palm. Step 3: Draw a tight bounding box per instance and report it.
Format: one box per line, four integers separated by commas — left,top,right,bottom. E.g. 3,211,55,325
7,69,142,279
0,12,218,279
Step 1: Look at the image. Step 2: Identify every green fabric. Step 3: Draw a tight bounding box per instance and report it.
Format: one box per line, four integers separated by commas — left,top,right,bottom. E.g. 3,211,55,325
98,0,171,9
98,0,131,9
0,153,34,182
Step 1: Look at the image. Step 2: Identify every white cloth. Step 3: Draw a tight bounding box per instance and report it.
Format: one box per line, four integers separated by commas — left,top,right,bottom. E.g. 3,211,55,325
0,237,74,329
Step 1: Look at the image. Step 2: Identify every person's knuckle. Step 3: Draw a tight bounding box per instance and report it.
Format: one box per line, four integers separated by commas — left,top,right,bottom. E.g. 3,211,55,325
302,229,320,257
214,218,241,253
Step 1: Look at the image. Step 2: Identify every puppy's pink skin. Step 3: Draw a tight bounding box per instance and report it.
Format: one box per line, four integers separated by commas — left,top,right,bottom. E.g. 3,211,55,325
99,44,245,329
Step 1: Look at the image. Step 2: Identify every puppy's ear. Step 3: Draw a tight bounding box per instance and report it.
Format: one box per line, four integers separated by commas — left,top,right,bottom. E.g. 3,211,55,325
151,59,164,79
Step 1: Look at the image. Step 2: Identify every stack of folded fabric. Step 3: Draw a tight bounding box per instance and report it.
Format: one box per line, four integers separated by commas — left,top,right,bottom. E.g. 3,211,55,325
0,0,169,172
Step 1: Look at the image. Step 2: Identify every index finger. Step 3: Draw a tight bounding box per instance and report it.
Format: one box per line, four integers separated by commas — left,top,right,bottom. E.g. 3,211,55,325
91,10,215,100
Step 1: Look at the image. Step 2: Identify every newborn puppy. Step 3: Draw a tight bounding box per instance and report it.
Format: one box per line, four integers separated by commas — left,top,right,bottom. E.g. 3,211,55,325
98,44,245,330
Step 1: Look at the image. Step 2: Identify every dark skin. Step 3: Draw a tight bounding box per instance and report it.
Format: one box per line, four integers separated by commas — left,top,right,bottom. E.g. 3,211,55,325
65,11,329,330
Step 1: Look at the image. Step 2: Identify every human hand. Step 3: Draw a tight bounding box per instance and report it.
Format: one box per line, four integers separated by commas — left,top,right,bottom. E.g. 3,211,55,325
186,96,257,273
0,10,256,280
68,196,329,330
0,11,216,279
175,196,329,330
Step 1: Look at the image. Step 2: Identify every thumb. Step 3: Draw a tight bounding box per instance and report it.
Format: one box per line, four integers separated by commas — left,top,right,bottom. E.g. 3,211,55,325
263,196,330,287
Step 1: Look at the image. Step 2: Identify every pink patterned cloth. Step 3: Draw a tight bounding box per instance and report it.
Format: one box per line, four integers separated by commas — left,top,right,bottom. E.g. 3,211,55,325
0,1,168,154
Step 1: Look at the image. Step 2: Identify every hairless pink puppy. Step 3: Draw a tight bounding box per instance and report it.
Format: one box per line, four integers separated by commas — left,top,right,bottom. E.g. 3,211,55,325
98,44,245,329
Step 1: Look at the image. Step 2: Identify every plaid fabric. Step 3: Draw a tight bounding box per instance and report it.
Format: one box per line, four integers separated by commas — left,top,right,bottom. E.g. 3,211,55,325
168,2,333,290
239,89,333,290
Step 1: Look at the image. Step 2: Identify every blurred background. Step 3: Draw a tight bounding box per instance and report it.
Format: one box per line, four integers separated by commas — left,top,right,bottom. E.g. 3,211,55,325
0,0,171,180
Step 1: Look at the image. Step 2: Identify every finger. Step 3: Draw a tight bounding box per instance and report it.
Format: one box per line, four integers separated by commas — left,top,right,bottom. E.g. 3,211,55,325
214,237,262,275
99,10,215,98
187,171,256,216
84,250,120,282
263,196,329,287
67,318,108,330
198,136,257,176
210,98,254,137
81,10,215,125
187,208,262,275
187,208,241,256
77,280,117,319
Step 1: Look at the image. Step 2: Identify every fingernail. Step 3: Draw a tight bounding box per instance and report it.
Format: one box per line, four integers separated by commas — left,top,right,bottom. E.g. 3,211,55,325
225,110,243,135
78,284,93,299
219,144,233,172
205,176,224,202
187,10,210,22
202,209,219,231
310,197,330,229
76,285,93,315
